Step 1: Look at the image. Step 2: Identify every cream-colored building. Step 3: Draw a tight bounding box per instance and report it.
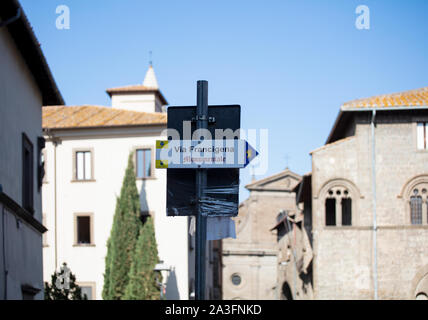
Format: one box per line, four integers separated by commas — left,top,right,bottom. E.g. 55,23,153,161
41,67,192,299
296,86,428,299
222,169,301,300
0,0,63,300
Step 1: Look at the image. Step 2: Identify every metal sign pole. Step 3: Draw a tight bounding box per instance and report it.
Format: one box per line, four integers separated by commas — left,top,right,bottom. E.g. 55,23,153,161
195,80,208,300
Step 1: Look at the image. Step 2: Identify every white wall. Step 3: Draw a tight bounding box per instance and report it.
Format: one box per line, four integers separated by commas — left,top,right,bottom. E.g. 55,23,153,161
111,93,163,113
0,27,45,300
42,127,189,299
0,27,43,221
0,205,44,300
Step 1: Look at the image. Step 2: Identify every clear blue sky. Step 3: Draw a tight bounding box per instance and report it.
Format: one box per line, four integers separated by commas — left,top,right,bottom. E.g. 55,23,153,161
21,0,428,200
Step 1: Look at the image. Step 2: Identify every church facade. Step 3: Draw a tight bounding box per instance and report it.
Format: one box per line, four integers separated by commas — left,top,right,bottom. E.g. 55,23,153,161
296,86,428,299
222,169,301,299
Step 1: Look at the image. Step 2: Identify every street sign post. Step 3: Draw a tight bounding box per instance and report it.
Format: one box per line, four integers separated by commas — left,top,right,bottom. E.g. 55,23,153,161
159,81,259,300
195,81,208,301
164,104,242,217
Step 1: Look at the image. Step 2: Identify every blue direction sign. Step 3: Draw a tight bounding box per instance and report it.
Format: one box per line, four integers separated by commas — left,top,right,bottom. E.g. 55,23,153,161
156,139,259,169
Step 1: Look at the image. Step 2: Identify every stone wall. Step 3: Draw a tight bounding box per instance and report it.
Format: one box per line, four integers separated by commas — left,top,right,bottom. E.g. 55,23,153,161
311,111,428,299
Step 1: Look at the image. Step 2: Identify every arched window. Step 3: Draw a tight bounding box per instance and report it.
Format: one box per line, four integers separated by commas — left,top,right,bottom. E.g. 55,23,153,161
400,176,428,225
323,185,355,227
410,189,423,225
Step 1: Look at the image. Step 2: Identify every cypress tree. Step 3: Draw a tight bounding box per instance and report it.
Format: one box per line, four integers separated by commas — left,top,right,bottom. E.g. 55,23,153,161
102,153,141,300
101,238,111,299
124,217,162,300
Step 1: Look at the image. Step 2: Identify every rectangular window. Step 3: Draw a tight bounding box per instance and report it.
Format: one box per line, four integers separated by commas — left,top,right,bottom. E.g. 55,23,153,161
325,198,336,226
76,215,92,244
77,282,96,300
75,151,92,180
22,133,34,213
81,286,93,300
136,149,152,178
417,123,427,150
341,198,352,226
37,136,46,190
41,149,48,183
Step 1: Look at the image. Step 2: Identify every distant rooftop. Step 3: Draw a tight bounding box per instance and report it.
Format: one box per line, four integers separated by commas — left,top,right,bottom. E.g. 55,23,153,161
341,86,428,110
42,105,167,129
105,65,168,105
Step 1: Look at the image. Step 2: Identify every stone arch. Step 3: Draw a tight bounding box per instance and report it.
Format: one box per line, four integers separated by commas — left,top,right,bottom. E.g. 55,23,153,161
398,174,428,198
316,178,362,200
411,265,428,300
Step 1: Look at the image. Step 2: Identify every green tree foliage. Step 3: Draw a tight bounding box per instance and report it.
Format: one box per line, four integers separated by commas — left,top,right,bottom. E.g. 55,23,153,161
102,238,111,299
102,153,141,300
124,217,162,300
44,263,87,300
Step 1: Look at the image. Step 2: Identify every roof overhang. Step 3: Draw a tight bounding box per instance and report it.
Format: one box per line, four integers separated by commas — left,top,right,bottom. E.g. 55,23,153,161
326,105,428,144
245,169,302,191
0,0,64,106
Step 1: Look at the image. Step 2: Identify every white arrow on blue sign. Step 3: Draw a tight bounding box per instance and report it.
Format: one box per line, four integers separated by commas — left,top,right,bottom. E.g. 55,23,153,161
156,139,259,169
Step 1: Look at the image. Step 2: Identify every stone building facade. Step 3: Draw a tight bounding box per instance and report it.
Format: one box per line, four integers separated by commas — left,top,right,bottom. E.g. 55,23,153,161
222,169,301,299
297,86,428,299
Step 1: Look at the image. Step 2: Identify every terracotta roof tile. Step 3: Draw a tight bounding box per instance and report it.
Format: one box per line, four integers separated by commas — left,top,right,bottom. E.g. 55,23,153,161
42,105,167,129
341,86,428,110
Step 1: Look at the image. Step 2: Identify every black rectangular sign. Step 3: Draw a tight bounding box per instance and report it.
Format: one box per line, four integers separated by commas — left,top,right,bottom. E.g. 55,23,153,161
166,105,240,217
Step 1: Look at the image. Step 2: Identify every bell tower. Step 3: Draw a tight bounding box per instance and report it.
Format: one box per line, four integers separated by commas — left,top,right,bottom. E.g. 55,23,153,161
106,65,168,113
